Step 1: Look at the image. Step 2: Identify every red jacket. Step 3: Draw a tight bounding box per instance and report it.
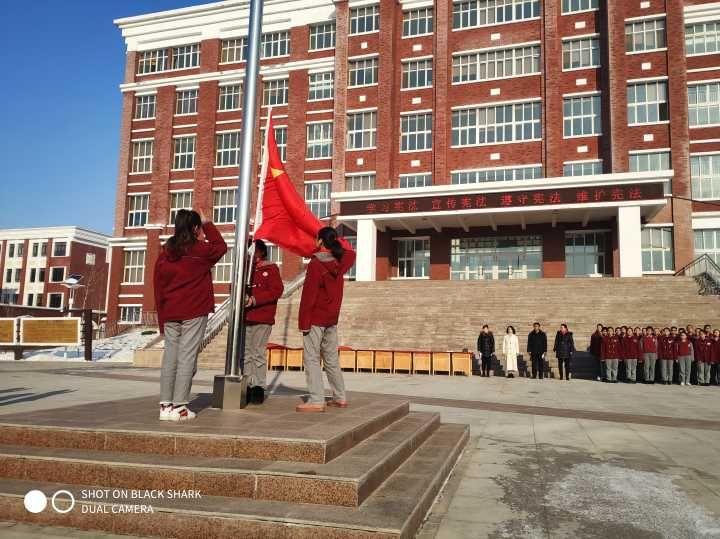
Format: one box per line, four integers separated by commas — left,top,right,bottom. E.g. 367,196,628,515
658,336,676,360
245,261,284,325
622,336,640,360
640,335,657,354
675,340,694,358
153,222,227,333
298,247,356,331
696,338,714,363
601,335,622,360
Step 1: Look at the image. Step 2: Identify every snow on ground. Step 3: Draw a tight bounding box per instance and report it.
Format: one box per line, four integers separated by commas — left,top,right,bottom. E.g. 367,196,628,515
0,329,160,363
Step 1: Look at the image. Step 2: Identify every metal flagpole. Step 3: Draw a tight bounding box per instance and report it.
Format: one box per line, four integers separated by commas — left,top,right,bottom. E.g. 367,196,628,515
212,0,264,409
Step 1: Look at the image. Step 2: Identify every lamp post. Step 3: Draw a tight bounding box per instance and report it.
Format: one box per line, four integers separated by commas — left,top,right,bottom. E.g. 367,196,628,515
211,0,264,409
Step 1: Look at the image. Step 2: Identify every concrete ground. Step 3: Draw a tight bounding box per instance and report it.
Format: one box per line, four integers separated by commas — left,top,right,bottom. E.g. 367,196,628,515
1,361,720,538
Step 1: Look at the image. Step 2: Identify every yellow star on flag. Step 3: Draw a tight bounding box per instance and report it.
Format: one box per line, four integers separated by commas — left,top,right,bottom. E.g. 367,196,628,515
270,167,284,178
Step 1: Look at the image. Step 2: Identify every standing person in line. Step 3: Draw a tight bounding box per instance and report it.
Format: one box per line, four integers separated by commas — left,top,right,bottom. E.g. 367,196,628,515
243,239,284,405
622,327,641,384
696,330,713,386
154,209,228,421
297,227,356,413
527,322,547,380
502,326,520,378
675,332,694,387
713,329,720,385
658,327,675,385
602,327,621,383
641,326,658,384
553,323,575,381
590,324,604,382
477,325,495,377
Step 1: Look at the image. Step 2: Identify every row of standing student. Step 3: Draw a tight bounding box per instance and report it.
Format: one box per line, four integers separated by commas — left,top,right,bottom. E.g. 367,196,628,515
589,324,720,386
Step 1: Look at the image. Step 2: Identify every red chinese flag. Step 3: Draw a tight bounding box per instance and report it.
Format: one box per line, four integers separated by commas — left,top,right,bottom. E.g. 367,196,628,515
254,118,323,257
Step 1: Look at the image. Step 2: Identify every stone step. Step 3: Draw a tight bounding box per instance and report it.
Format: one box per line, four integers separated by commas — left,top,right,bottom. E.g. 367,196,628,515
0,411,439,508
0,423,469,539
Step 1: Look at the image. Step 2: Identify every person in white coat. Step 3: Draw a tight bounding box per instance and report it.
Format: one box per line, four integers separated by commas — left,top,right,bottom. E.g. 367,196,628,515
502,326,520,378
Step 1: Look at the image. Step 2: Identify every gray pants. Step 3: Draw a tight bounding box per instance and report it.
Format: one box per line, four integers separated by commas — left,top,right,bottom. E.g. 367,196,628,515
606,359,619,381
160,316,208,405
625,359,638,381
244,324,272,389
678,356,693,385
303,325,345,405
697,362,711,385
661,359,674,382
643,353,657,382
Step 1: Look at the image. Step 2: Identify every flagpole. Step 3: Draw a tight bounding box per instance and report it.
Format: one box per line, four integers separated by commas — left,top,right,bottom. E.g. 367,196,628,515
212,0,264,409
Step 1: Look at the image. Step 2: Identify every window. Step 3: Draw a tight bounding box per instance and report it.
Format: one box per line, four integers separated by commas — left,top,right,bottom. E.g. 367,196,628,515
396,238,430,278
7,244,13,257
691,154,720,200
563,160,603,176
137,48,168,74
213,249,234,282
218,85,242,111
176,89,198,115
31,243,39,257
266,244,281,265
562,37,600,70
403,8,433,36
213,188,237,223
452,0,540,30
345,174,376,191
306,122,333,159
401,112,432,152
625,18,666,53
17,244,24,257
627,81,668,125
629,151,670,172
41,242,47,256
134,95,156,119
451,165,542,184
451,236,543,280
400,174,432,188
686,22,720,55
347,111,377,149
563,94,601,137
305,181,331,219
349,57,378,87
310,22,336,50
30,268,36,283
53,242,67,257
48,294,63,309
123,250,145,283
260,126,287,162
689,83,720,127
263,79,289,106
350,6,380,35
562,0,597,13
14,269,21,283
120,306,142,324
221,38,246,63
131,140,153,173
695,229,720,265
345,237,357,279
308,72,334,101
172,44,200,69
86,253,96,265
642,227,674,272
4,269,10,282
172,136,196,171
261,31,290,58
451,101,541,146
51,267,65,282
169,191,193,224
402,59,433,89
26,294,34,307
453,45,540,83
216,131,241,166
127,194,149,227
38,268,45,282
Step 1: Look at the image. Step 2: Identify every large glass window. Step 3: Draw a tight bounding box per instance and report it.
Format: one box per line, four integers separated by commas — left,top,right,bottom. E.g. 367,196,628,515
350,6,380,34
565,231,609,276
173,136,196,170
305,182,331,219
261,31,290,58
402,59,433,89
213,188,237,224
216,131,241,166
260,126,287,162
453,45,540,83
399,174,432,188
123,250,145,283
450,236,542,280
403,8,433,36
562,0,597,13
172,44,200,70
213,249,234,282
686,22,720,55
349,57,378,87
220,38,246,63
347,111,377,149
688,83,720,127
453,0,540,30
53,242,67,257
262,79,289,106
218,85,241,111
625,18,666,53
563,160,602,176
627,81,669,125
169,191,193,224
397,238,430,278
642,227,674,272
308,72,334,100
401,113,432,152
137,49,167,74
306,123,333,159
562,37,600,70
451,165,542,184
309,22,336,50
452,101,541,146
131,140,153,173
127,194,149,227
563,94,601,137
629,151,670,172
175,89,198,115
120,306,142,324
134,95,156,119
345,174,376,191
695,229,720,265
691,154,720,200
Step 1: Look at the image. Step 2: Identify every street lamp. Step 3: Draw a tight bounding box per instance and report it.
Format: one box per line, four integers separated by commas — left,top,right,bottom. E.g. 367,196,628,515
63,274,85,316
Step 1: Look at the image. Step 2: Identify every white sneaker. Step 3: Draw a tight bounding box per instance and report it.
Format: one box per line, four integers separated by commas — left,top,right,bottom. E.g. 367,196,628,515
169,405,196,422
159,404,173,421
680,382,685,386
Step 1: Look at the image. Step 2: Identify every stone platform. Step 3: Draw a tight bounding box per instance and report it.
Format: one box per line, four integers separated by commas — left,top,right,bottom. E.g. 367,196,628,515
0,391,468,538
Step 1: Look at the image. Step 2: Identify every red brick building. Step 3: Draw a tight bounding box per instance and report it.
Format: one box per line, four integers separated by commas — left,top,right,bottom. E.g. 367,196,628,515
0,227,110,313
110,0,720,327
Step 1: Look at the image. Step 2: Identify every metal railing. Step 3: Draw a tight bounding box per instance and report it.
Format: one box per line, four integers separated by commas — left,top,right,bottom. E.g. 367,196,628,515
674,254,720,295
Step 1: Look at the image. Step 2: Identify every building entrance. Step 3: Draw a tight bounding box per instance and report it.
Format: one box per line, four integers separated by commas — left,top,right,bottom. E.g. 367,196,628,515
450,236,543,280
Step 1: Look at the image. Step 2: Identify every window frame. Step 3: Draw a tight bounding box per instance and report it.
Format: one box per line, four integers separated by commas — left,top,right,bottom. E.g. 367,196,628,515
562,35,600,71
347,110,378,150
691,153,720,201
172,135,196,171
169,191,194,225
122,249,146,284
348,57,379,88
306,122,334,160
400,112,433,152
452,44,541,84
402,58,433,89
262,78,289,107
216,131,241,167
218,84,242,112
395,237,431,279
625,17,667,54
641,226,674,273
130,140,154,174
350,5,380,35
304,180,332,219
119,305,143,325
451,100,542,147
309,22,336,51
213,188,238,224
127,194,150,228
175,89,199,116
403,7,434,37
345,174,376,191
627,80,669,126
308,71,334,101
134,94,157,120
562,93,602,138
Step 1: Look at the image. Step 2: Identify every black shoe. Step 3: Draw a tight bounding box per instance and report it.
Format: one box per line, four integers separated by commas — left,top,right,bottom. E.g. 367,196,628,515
255,386,265,404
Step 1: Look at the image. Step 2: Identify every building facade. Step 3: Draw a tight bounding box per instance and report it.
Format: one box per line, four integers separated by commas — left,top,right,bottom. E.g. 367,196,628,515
110,0,720,327
0,227,110,313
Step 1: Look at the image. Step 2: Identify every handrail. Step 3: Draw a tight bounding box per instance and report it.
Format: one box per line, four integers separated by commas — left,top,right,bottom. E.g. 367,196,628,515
674,254,720,295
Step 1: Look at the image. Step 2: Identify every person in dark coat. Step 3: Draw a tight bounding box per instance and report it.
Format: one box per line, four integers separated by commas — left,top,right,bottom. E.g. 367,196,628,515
477,325,495,377
553,323,576,381
590,324,604,381
527,322,548,380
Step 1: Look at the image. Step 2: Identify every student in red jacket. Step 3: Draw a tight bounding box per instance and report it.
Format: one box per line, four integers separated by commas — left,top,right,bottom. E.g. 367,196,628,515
658,327,675,385
296,227,356,413
154,209,227,421
244,239,284,405
696,330,713,386
641,326,658,384
601,327,622,383
622,328,641,383
675,332,694,386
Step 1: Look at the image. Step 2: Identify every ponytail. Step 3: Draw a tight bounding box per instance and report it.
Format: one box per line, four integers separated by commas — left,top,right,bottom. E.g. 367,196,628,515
318,226,344,261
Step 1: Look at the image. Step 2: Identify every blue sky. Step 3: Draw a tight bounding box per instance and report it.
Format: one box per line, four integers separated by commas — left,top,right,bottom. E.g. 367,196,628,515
0,1,206,234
